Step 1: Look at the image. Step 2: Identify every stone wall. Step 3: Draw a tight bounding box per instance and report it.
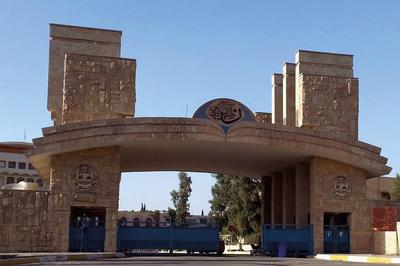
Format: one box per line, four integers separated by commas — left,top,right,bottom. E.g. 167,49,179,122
310,157,370,253
298,74,358,140
0,190,54,252
62,54,136,124
255,112,272,124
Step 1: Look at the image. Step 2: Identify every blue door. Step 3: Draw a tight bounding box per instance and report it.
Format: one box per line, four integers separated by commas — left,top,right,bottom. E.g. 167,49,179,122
324,225,349,253
69,207,106,252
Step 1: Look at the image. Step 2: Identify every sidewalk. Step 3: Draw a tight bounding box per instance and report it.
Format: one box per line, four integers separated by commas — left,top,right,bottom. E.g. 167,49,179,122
316,254,400,264
0,252,123,266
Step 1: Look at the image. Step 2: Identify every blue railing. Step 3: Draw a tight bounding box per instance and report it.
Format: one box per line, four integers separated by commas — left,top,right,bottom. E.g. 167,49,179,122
117,221,220,253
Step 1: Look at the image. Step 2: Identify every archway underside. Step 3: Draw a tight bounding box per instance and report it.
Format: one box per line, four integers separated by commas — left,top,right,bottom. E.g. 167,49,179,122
28,117,391,179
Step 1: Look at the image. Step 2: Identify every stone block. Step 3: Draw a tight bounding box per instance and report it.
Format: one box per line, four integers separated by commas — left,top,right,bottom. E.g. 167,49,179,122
62,53,136,124
296,74,358,140
283,63,296,126
272,74,283,125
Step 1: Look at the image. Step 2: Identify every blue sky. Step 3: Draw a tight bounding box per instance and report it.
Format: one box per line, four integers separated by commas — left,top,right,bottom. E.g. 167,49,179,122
0,0,399,214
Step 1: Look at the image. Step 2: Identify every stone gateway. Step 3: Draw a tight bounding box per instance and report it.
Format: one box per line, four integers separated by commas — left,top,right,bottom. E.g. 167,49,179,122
0,24,393,254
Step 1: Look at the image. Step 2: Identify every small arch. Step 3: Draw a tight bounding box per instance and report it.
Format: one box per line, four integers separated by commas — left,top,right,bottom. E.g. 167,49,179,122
133,217,140,227
6,177,15,184
36,179,44,187
27,178,34,183
16,177,24,183
118,217,127,226
145,218,153,227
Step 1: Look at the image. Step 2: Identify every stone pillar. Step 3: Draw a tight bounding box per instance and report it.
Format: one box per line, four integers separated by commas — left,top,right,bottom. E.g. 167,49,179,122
48,146,121,252
282,168,295,225
295,50,358,140
271,74,283,125
261,176,272,225
309,157,370,253
48,24,122,125
271,172,283,225
295,162,310,226
282,63,296,126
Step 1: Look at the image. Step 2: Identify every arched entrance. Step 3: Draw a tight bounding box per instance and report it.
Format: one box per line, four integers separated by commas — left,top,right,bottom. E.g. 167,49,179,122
24,24,391,254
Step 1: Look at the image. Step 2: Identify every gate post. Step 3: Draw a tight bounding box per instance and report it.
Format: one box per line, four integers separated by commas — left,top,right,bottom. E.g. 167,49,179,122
48,146,122,252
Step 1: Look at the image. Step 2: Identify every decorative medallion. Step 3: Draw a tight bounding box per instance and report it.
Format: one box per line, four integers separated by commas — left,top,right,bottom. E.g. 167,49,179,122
70,164,99,192
193,98,256,133
330,176,352,200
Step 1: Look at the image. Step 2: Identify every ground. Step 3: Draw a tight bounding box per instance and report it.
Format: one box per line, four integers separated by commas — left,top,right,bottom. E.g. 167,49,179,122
25,255,388,266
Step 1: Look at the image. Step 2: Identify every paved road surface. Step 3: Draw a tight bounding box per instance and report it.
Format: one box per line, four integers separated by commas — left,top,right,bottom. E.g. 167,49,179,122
25,254,388,266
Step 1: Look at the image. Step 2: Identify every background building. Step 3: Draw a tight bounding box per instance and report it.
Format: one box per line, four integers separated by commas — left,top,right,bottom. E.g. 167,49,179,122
0,142,45,189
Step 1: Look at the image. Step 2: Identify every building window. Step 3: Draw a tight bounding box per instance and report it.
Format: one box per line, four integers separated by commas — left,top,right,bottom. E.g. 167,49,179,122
119,217,128,226
7,177,15,184
0,160,5,168
16,177,24,183
133,217,140,227
18,162,26,169
145,218,153,227
381,192,391,200
8,161,16,168
28,163,35,170
37,179,44,187
27,178,34,183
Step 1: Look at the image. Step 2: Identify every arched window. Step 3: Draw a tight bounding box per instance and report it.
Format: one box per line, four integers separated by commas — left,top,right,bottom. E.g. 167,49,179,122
6,177,14,184
16,177,24,183
118,217,127,226
133,217,140,227
36,179,44,187
27,178,34,183
145,218,153,227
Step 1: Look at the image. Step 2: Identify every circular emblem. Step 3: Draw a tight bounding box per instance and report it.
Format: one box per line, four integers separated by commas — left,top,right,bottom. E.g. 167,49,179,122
207,100,243,125
330,176,352,200
70,164,99,192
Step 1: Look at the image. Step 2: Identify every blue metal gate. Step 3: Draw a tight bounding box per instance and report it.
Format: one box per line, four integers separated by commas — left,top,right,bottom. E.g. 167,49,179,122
117,222,221,253
262,225,313,256
323,225,349,253
69,217,105,252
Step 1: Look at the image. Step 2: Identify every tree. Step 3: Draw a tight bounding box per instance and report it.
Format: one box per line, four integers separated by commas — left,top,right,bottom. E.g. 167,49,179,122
170,172,192,224
390,173,400,200
209,173,261,244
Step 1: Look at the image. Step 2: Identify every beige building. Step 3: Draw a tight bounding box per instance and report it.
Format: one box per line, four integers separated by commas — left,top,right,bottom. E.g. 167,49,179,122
0,23,395,254
118,208,170,227
0,142,45,189
367,177,396,201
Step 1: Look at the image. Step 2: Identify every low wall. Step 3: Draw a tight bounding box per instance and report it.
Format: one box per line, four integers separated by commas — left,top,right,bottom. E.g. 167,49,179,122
0,190,54,252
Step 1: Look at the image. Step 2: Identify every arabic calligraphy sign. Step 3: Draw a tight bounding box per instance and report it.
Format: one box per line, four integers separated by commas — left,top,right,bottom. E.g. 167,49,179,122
193,98,256,133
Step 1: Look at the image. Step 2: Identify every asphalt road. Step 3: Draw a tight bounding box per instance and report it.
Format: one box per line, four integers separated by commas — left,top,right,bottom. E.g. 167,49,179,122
25,255,388,266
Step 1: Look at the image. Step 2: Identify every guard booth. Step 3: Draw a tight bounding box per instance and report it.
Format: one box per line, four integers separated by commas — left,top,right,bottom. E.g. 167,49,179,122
69,207,106,252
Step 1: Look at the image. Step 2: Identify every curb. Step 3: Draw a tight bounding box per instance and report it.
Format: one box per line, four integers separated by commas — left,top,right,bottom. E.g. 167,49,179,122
315,254,400,264
0,252,123,266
